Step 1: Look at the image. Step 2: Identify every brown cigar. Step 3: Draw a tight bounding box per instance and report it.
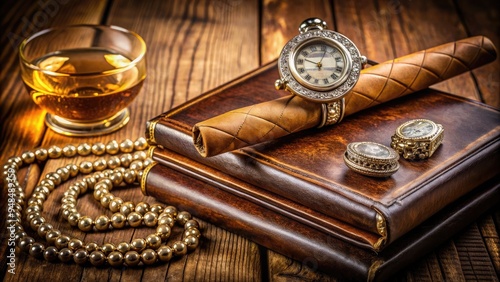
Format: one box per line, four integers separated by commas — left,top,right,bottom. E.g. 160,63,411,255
193,36,497,157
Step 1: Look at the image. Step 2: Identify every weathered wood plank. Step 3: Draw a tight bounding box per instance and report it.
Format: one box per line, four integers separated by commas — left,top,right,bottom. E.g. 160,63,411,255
455,0,500,108
260,0,334,64
454,223,498,280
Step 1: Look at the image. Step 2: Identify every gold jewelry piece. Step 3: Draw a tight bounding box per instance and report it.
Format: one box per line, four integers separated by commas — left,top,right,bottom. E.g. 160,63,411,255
275,18,366,103
344,142,399,177
3,137,201,267
391,119,444,160
318,98,345,128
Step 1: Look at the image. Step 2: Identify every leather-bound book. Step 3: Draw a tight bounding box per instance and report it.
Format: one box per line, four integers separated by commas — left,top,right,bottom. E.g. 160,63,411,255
143,160,500,281
146,62,500,251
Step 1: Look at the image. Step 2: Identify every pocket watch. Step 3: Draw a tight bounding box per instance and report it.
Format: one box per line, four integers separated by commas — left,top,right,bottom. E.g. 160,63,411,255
390,119,444,160
275,18,367,103
344,142,400,177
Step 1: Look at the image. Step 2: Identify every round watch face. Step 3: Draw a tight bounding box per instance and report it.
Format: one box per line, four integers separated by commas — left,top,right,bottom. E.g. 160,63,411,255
292,39,348,91
277,30,362,102
400,120,436,138
355,142,392,158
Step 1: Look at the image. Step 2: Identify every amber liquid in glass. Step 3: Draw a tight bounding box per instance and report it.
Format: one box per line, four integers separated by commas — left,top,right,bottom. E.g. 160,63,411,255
23,48,145,121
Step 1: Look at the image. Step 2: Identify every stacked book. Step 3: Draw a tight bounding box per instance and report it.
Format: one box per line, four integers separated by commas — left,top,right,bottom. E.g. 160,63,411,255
142,62,500,281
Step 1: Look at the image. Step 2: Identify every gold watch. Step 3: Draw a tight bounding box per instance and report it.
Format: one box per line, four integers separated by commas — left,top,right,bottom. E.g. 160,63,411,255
344,142,400,178
391,119,444,160
275,18,366,103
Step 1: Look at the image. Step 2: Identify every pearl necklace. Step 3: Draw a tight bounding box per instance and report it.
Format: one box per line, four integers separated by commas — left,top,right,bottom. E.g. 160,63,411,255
4,137,201,267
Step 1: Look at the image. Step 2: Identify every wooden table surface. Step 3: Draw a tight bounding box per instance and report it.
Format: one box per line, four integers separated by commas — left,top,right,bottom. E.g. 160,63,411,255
1,0,499,281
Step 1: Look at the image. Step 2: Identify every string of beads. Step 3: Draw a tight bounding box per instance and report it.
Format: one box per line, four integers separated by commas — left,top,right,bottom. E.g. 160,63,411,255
3,137,201,267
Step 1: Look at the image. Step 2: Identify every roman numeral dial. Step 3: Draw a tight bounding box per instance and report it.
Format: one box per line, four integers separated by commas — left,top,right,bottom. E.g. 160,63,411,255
294,41,346,89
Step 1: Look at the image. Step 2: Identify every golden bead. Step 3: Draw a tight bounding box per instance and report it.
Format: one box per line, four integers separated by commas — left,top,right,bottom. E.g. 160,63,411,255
158,215,175,227
91,143,106,155
107,156,121,169
132,151,147,161
56,167,70,181
40,179,55,191
134,202,150,215
86,242,99,253
107,251,123,267
18,236,35,252
109,171,123,186
30,216,46,230
176,211,192,225
66,164,79,177
77,143,92,156
37,223,53,238
130,238,146,252
89,250,106,266
143,212,158,227
73,249,89,265
105,140,120,155
29,242,45,258
67,213,81,227
93,158,107,171
119,139,134,153
119,154,133,167
75,181,88,194
68,239,84,251
136,170,144,180
84,176,97,189
62,144,77,157
127,212,143,228
124,251,140,267
101,243,115,255
163,206,177,218
47,145,62,158
120,201,135,216
79,161,93,174
129,160,144,171
185,219,200,230
156,246,173,262
55,235,71,249
156,225,171,240
46,172,62,185
171,241,187,256
58,248,73,262
21,151,36,164
45,230,61,245
109,198,124,212
100,194,114,208
78,216,94,232
134,137,149,151
146,234,162,249
150,204,163,214
111,213,127,229
94,215,110,231
117,242,131,254
93,188,108,201
123,169,137,184
184,228,201,238
43,246,59,262
143,158,153,167
28,197,43,207
141,249,157,265
184,236,199,251
35,148,49,161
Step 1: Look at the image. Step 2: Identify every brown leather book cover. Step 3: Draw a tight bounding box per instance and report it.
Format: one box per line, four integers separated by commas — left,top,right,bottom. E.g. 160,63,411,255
146,61,500,251
143,162,500,281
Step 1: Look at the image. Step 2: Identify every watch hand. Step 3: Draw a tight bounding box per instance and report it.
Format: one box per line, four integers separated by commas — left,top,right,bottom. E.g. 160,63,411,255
304,58,318,64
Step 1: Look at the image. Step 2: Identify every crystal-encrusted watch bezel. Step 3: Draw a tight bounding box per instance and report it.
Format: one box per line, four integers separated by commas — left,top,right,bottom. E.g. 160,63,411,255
278,29,362,103
343,142,400,178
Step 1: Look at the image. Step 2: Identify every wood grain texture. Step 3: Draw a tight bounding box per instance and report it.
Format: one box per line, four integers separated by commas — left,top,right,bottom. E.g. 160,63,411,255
1,0,499,281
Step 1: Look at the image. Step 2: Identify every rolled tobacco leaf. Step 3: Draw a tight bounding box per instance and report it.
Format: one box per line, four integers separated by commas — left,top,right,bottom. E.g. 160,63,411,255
193,36,497,157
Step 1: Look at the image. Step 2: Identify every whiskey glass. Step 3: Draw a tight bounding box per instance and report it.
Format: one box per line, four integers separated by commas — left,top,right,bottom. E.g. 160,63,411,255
19,25,146,136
